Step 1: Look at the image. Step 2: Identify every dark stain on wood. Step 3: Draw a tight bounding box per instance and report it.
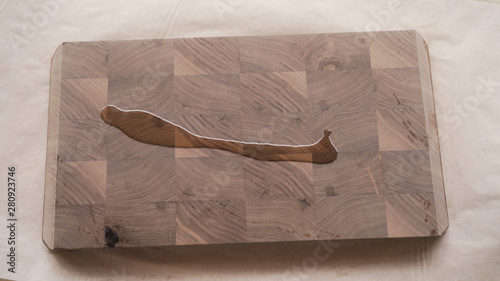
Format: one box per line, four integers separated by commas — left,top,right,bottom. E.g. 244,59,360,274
105,226,119,247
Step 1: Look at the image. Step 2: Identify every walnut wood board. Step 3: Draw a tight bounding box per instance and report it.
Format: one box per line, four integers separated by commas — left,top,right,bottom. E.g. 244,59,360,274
43,30,448,250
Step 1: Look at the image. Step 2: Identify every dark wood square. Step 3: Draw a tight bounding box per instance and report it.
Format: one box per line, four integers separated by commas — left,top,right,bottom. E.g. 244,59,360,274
369,30,419,69
317,194,387,239
174,37,239,76
106,157,176,204
240,35,305,73
242,112,312,145
174,74,241,116
176,200,247,245
56,160,106,206
175,156,244,201
107,73,174,115
381,150,433,194
385,193,437,237
61,41,108,79
59,78,108,120
105,202,176,247
377,108,428,151
247,198,317,242
244,159,313,200
374,67,423,108
54,204,105,249
108,39,174,78
241,71,309,114
57,119,107,162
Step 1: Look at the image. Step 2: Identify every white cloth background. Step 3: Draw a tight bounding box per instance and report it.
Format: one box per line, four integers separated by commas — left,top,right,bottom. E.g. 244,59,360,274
0,0,499,280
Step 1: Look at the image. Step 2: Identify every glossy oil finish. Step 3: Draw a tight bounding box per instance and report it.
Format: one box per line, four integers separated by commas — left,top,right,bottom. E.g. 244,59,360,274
101,105,338,164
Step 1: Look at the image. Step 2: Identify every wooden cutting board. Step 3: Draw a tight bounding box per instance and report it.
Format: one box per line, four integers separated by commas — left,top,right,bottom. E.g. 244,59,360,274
43,30,448,250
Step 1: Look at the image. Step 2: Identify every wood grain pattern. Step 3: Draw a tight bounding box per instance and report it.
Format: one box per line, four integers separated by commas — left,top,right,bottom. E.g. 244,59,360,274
44,30,448,249
105,202,176,247
377,108,428,151
59,78,108,120
108,39,173,78
304,32,371,71
174,113,241,158
56,161,106,206
175,113,242,140
311,109,379,153
369,30,419,69
247,198,317,242
174,37,239,76
106,124,175,161
61,41,108,79
106,158,176,204
317,195,387,239
176,200,247,244
241,71,309,114
176,156,244,201
381,150,433,194
54,204,105,249
240,35,305,73
314,151,387,197
174,74,241,116
244,159,313,200
307,69,375,111
108,73,175,115
57,119,107,162
385,193,437,237
242,112,313,145
373,67,423,108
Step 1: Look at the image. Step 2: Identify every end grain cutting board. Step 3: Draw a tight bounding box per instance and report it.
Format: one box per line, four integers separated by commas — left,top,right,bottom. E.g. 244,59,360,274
43,30,448,250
